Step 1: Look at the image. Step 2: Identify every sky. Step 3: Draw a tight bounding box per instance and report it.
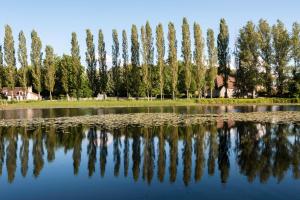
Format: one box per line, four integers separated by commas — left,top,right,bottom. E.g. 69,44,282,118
0,0,299,67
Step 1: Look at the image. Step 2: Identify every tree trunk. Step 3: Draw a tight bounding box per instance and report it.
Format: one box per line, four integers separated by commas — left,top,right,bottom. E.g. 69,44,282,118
38,92,41,100
49,91,52,101
210,88,213,99
172,91,175,100
186,90,189,99
160,88,163,101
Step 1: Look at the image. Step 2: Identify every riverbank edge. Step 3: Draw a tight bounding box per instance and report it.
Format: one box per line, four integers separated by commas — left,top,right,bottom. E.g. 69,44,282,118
0,98,300,110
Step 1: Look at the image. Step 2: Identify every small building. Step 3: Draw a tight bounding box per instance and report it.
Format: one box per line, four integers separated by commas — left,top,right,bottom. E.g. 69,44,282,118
208,75,236,98
1,86,40,101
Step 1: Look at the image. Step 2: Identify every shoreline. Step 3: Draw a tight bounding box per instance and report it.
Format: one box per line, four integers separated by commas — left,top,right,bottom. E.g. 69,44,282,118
0,98,300,110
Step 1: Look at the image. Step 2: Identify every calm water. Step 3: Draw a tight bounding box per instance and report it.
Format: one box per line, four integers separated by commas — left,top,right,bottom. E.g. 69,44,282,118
0,105,300,119
0,122,299,200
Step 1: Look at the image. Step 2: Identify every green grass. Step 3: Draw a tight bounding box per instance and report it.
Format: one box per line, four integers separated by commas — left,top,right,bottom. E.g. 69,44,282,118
0,98,299,109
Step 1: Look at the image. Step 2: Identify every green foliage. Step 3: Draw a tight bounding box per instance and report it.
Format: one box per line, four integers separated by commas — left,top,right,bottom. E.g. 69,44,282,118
236,21,260,97
18,31,28,88
156,23,165,99
193,22,205,98
112,29,121,96
122,30,130,97
30,30,42,95
289,22,300,97
85,29,97,96
272,20,290,96
217,19,230,97
168,22,178,99
141,21,154,99
130,25,141,97
71,32,83,98
0,46,4,88
257,19,273,96
98,30,108,94
4,25,16,90
206,29,217,98
181,18,192,98
0,19,299,100
43,45,55,99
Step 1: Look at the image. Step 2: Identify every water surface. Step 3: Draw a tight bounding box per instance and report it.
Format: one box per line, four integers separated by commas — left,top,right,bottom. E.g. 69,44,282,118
0,122,299,200
1,105,300,119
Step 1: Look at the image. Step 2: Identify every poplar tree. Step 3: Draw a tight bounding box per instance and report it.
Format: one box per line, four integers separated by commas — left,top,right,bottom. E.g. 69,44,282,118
85,29,97,96
71,32,82,99
18,31,28,89
145,22,154,98
236,21,259,98
30,30,42,98
156,23,165,100
168,22,178,99
0,46,3,88
130,25,140,97
181,18,192,98
257,19,273,96
272,20,290,96
98,30,108,95
122,30,129,97
217,18,230,98
44,45,55,100
112,29,121,97
4,25,16,94
207,29,218,98
193,22,205,98
141,26,149,99
290,22,300,96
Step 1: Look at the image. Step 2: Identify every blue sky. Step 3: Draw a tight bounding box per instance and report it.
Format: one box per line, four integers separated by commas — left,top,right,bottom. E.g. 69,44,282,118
0,0,299,67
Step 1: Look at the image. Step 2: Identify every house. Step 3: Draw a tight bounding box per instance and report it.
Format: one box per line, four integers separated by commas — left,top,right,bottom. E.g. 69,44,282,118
208,75,236,98
1,86,40,101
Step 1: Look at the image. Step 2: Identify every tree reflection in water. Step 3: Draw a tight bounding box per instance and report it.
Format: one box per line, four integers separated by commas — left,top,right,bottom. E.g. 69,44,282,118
0,122,299,185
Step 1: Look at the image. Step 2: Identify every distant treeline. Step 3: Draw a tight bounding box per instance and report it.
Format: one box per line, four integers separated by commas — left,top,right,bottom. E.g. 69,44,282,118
0,18,299,99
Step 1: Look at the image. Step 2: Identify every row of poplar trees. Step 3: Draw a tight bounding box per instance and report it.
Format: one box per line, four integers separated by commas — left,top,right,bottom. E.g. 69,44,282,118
0,18,299,100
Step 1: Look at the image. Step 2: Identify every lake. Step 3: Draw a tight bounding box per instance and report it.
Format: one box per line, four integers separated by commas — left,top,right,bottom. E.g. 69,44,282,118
0,105,299,200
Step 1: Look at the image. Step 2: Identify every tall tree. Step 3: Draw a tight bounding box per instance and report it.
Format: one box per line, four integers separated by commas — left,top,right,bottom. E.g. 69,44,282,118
156,23,165,100
30,30,42,98
0,46,4,88
291,22,300,77
130,25,140,97
112,29,121,97
181,18,192,98
141,26,149,98
18,31,28,89
168,22,178,99
207,29,218,98
43,45,55,100
145,22,154,98
71,32,82,99
193,22,205,98
85,29,97,96
4,25,16,95
272,20,290,96
122,30,129,97
257,19,273,96
290,22,300,96
236,21,260,98
98,30,108,95
217,18,230,98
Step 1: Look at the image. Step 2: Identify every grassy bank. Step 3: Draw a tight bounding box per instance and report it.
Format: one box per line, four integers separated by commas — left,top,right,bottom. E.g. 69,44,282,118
0,98,299,109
